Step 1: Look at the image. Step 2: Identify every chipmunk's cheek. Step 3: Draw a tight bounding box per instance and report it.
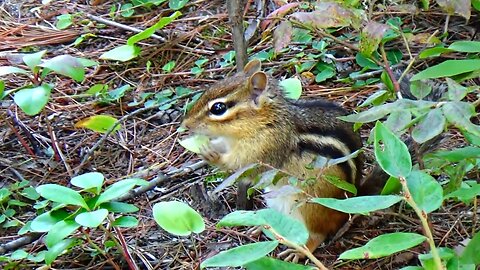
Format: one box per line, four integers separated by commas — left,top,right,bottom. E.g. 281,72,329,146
210,136,230,154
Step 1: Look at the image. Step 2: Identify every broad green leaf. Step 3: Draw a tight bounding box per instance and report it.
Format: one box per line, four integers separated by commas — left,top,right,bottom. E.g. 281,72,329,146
355,53,381,69
446,78,468,101
445,183,480,204
31,210,70,232
70,172,104,194
324,175,357,195
426,146,480,162
36,184,88,208
13,84,52,116
460,232,480,265
112,216,138,227
40,55,85,82
412,109,445,143
10,249,28,260
411,60,480,81
442,101,480,137
100,45,141,62
77,58,98,67
23,50,47,70
339,232,426,259
419,247,457,269
311,195,402,214
75,209,108,227
169,0,189,10
374,121,412,177
178,134,210,153
339,103,394,123
201,241,279,268
410,80,433,100
127,12,182,45
120,3,134,17
380,176,401,195
315,62,336,83
384,111,411,134
279,77,302,100
153,201,205,236
107,84,131,101
21,187,40,200
100,202,139,213
56,14,73,29
45,238,75,265
360,90,389,107
419,47,453,59
218,209,309,245
74,115,120,134
406,170,443,213
0,66,29,76
95,178,145,207
45,220,80,248
245,257,315,270
448,41,480,53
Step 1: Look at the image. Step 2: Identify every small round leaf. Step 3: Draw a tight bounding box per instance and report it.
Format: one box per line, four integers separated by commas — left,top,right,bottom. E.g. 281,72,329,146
153,201,205,236
14,84,52,116
74,209,108,227
70,172,104,193
36,184,87,208
74,115,120,134
406,170,443,213
279,77,302,100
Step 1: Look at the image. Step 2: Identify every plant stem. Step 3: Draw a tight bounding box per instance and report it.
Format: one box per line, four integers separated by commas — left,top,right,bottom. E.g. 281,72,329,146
265,225,328,270
399,177,444,270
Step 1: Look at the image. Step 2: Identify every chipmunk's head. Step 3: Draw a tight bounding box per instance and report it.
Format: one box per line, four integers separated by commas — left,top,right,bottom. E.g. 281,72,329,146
181,59,282,139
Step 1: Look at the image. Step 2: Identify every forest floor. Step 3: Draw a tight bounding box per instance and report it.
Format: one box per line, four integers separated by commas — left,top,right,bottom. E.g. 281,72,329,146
0,0,479,269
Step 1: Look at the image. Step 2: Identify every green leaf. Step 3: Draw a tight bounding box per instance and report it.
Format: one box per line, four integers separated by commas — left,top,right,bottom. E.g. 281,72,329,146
315,63,336,83
120,3,134,17
153,201,205,236
169,0,189,10
442,101,480,137
406,170,443,213
45,238,75,265
100,45,141,62
75,209,108,227
74,115,120,134
178,134,210,153
162,60,176,73
10,249,29,260
339,103,394,123
427,146,480,162
100,202,139,213
0,66,29,76
45,220,80,248
374,121,412,177
411,60,480,81
419,47,453,59
412,109,446,143
324,175,357,195
445,183,480,204
112,216,138,227
380,177,401,195
245,257,315,270
40,55,85,82
56,14,73,29
13,84,52,116
384,111,411,134
70,172,104,194
36,184,88,208
448,41,480,53
31,210,70,232
21,187,40,200
355,53,381,70
279,78,302,100
77,58,98,67
23,50,47,70
339,232,426,259
201,241,279,268
311,195,402,214
95,178,145,207
359,90,389,107
446,78,468,101
410,80,433,100
460,232,480,265
127,12,182,45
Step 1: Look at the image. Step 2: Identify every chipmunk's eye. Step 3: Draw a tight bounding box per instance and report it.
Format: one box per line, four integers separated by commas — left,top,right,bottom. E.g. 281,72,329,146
210,102,227,115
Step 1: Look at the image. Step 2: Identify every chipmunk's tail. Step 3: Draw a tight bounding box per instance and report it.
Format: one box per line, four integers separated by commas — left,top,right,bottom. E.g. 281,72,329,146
357,71,446,196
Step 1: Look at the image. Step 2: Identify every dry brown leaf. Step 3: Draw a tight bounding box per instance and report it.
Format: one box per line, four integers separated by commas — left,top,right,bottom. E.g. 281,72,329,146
273,20,293,53
291,2,364,29
436,0,471,20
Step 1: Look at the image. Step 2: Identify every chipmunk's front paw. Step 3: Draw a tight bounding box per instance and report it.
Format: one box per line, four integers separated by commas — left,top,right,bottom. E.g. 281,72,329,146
278,249,306,263
199,143,221,164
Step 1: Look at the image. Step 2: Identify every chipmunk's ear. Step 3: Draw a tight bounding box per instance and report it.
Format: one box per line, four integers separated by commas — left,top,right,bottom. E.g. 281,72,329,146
248,71,269,105
243,59,261,76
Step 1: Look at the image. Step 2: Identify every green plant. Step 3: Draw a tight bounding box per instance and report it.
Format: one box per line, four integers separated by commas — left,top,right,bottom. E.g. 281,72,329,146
0,50,97,116
4,172,146,267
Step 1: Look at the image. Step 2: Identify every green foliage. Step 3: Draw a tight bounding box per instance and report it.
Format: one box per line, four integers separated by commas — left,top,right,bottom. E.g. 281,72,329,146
153,201,205,236
311,195,402,214
5,172,146,266
0,51,95,116
339,233,426,259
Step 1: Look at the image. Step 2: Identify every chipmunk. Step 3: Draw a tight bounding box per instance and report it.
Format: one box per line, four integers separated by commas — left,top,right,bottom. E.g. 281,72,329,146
181,59,365,261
